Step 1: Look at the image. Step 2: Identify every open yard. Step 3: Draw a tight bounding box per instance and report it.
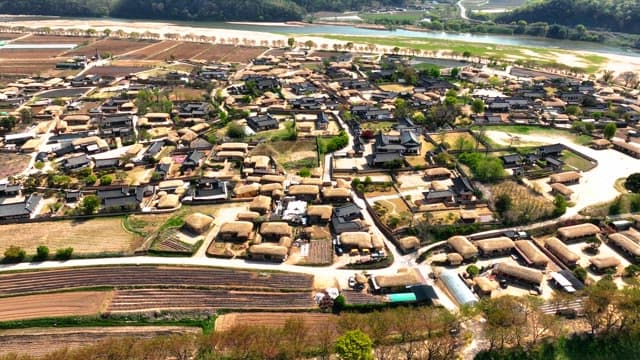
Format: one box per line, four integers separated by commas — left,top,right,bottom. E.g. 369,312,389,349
489,180,555,224
430,131,485,151
215,312,335,332
561,150,596,172
0,326,199,357
378,83,414,92
0,153,31,179
253,139,319,171
481,126,593,147
0,291,110,321
373,196,412,229
0,216,146,256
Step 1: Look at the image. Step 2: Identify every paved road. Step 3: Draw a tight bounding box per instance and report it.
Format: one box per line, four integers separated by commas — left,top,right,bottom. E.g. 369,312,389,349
457,0,469,20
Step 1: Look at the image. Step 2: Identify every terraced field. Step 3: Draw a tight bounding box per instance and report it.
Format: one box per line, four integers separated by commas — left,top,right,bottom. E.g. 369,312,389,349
0,266,314,296
108,289,313,312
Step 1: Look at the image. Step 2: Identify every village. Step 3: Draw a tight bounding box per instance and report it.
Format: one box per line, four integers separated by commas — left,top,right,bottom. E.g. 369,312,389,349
2,29,640,352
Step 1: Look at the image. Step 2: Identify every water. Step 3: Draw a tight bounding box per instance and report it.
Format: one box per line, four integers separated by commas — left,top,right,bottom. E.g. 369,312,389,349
2,15,638,57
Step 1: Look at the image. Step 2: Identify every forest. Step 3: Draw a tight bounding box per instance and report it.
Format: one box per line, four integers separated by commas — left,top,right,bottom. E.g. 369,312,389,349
0,0,405,21
495,0,640,35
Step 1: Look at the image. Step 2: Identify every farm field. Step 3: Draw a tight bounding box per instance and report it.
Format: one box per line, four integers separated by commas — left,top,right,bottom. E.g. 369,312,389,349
147,42,211,61
0,48,67,58
108,288,313,313
0,217,143,256
0,33,22,41
121,40,180,60
0,326,200,357
65,39,157,57
12,35,93,44
195,44,266,62
0,153,31,179
489,180,555,224
0,266,314,296
253,139,319,171
85,65,150,77
0,291,109,321
215,312,335,332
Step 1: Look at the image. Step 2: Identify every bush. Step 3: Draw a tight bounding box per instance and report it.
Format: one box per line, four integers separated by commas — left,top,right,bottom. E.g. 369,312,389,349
35,245,50,261
84,174,97,185
466,265,480,277
226,122,245,139
625,173,640,193
298,168,311,177
55,247,74,260
34,161,45,170
4,245,26,262
100,175,113,186
458,152,505,182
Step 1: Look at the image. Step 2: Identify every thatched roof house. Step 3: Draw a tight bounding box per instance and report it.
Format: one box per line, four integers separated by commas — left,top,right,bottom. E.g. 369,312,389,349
157,194,180,209
301,178,324,186
219,221,254,241
494,262,544,285
371,269,422,292
474,276,497,296
245,155,270,169
288,184,320,196
260,174,286,184
475,237,515,256
557,223,600,242
589,256,620,271
260,183,283,195
249,195,272,214
447,253,464,265
234,183,261,198
340,232,373,250
514,240,548,268
248,244,288,262
608,233,640,257
544,237,580,266
260,222,293,240
447,236,479,260
307,205,333,223
398,236,420,253
550,183,574,198
215,151,246,160
590,138,610,150
549,171,581,184
322,187,351,201
424,167,452,179
371,235,384,250
236,211,261,221
183,213,214,235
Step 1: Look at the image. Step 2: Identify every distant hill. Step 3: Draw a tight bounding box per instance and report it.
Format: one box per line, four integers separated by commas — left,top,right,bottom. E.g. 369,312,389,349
0,0,406,21
495,0,640,35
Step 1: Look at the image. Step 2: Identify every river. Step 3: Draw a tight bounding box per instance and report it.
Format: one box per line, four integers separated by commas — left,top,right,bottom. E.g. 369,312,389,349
2,15,639,57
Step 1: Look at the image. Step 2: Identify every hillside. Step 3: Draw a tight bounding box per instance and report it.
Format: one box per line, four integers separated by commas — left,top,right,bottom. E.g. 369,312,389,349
0,0,405,21
495,0,640,35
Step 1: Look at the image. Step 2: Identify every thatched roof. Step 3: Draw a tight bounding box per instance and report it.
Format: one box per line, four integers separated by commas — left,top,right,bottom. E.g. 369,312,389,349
448,236,478,259
558,223,600,240
216,151,246,159
622,228,640,243
307,205,333,220
260,222,293,237
250,195,272,211
322,187,350,199
447,253,463,264
183,213,214,235
494,262,544,285
374,270,421,289
336,178,351,189
431,181,449,191
371,235,384,250
301,178,324,186
219,221,254,237
589,256,621,269
260,183,283,193
158,179,185,190
550,171,581,184
246,175,261,183
608,233,640,257
63,114,90,122
460,210,478,221
340,232,373,249
190,123,210,133
245,155,271,169
157,194,180,209
544,237,580,264
550,183,573,196
279,236,293,248
425,167,452,178
217,142,249,152
288,184,320,196
514,240,548,267
235,183,261,196
260,174,286,184
236,211,261,221
474,277,497,293
476,237,515,253
180,129,198,142
591,138,610,147
613,139,640,154
398,236,420,252
249,244,289,258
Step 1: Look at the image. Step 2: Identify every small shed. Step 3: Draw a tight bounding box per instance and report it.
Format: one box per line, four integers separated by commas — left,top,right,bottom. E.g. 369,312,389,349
544,237,580,267
182,213,214,235
398,236,420,254
447,236,479,260
514,240,549,268
589,256,620,273
249,195,272,214
219,221,254,242
260,222,293,242
557,223,600,242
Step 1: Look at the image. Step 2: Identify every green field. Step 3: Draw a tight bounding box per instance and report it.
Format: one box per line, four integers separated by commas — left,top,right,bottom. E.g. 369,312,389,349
360,11,425,25
475,125,593,146
561,150,595,171
314,35,607,73
462,0,529,11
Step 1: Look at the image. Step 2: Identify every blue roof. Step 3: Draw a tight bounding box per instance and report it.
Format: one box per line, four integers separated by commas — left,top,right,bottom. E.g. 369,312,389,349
440,270,477,306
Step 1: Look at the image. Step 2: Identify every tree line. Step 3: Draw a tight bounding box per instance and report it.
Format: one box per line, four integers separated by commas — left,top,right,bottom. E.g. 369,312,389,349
0,0,405,21
494,0,640,35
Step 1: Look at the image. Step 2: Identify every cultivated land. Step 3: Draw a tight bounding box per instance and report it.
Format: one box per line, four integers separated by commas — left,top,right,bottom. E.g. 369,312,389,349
0,153,31,179
64,39,158,57
0,217,142,256
215,312,335,332
0,326,200,357
0,291,109,321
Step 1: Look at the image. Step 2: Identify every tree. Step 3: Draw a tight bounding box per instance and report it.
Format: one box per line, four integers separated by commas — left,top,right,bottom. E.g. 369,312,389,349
625,173,640,193
100,175,113,186
226,122,245,139
553,195,568,217
0,115,16,132
287,37,295,48
466,265,480,277
604,122,617,139
620,71,639,88
80,195,100,215
298,168,311,177
3,245,26,262
55,247,74,260
451,67,460,78
35,245,49,261
84,174,97,185
20,107,33,124
334,330,374,360
495,193,512,215
471,99,485,114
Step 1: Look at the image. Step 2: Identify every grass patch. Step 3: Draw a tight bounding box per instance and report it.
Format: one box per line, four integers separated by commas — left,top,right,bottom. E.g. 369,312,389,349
360,11,425,25
361,121,396,130
0,314,213,331
561,150,595,171
580,193,640,217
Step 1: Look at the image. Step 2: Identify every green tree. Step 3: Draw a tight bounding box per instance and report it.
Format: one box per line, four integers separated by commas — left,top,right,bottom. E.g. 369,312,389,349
0,115,16,132
226,122,245,139
4,245,26,262
298,168,311,177
80,195,100,215
20,107,33,124
573,266,587,282
466,264,480,277
604,122,617,139
334,330,374,360
451,67,461,78
35,245,50,261
100,175,113,186
625,173,640,193
471,99,485,114
287,37,295,47
495,193,513,215
553,195,568,217
84,174,97,185
55,247,74,260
